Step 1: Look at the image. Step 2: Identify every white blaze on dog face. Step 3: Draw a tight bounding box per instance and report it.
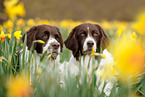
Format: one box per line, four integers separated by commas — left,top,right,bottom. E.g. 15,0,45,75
42,36,61,55
83,36,97,52
83,27,97,52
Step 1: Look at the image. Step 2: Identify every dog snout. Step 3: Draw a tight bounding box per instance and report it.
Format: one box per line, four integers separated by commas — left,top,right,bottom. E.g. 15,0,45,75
87,41,94,47
51,43,59,49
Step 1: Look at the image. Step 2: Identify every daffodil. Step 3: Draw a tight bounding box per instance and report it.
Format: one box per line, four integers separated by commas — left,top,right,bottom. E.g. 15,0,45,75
33,40,45,44
91,48,106,59
134,12,145,35
4,1,26,20
6,75,33,97
117,25,125,37
60,20,72,28
37,19,50,25
0,31,7,42
7,34,11,39
0,31,6,38
14,31,22,39
130,32,137,41
27,19,35,26
112,37,145,83
16,19,25,26
3,20,14,28
101,21,111,29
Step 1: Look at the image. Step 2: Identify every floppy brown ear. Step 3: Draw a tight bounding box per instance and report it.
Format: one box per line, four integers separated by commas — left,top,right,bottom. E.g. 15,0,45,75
54,26,63,52
95,24,110,51
21,26,38,50
64,27,79,58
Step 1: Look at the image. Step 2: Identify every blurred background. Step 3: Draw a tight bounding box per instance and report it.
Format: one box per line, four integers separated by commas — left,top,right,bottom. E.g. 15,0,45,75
21,0,145,21
1,0,145,22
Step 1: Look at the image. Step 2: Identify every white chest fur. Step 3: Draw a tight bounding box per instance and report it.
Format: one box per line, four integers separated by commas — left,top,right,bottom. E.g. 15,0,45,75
59,54,98,79
19,47,60,73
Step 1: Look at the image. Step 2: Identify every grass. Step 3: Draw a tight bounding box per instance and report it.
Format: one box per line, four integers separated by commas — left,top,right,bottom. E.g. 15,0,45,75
0,19,145,97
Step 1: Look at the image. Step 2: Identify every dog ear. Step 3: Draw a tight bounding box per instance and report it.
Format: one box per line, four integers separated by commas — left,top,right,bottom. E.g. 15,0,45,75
64,27,79,59
21,26,38,50
54,26,63,52
95,24,110,51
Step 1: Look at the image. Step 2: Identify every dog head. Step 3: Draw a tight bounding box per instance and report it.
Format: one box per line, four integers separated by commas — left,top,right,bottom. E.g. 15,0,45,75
21,25,63,59
64,23,110,60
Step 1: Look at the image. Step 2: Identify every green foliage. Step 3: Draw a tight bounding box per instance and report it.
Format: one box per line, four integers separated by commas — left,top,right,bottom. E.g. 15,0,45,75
0,26,145,97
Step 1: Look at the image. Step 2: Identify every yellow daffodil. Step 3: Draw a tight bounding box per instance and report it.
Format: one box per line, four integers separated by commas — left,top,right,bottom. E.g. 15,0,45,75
3,20,14,28
101,54,106,59
16,18,25,26
60,20,72,28
37,20,50,25
91,48,106,59
6,75,34,97
0,31,6,42
117,25,125,37
112,37,145,83
7,34,11,39
14,31,22,39
134,12,145,35
101,21,111,29
4,2,26,20
92,48,96,53
0,31,6,38
33,40,45,44
123,34,127,39
7,28,13,33
130,32,137,41
27,19,35,26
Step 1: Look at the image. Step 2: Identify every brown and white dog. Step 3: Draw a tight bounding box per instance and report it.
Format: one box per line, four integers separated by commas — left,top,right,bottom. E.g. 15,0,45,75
59,23,113,95
64,23,110,61
17,25,64,85
18,25,63,71
60,23,110,76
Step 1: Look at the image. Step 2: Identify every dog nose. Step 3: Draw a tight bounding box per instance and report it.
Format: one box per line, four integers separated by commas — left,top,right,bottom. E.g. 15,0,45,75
87,41,94,47
51,43,59,49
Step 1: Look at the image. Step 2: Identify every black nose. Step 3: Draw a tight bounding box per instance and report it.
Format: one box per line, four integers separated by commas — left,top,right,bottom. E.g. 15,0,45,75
51,43,59,49
87,41,94,47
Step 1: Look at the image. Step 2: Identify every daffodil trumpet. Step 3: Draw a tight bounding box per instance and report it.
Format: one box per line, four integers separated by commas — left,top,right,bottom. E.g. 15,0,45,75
91,53,106,59
91,48,106,59
33,40,45,44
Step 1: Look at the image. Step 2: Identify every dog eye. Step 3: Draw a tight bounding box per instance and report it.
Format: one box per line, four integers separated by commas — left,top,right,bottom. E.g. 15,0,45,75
55,34,60,40
81,33,85,37
42,34,48,39
81,33,86,37
93,33,98,37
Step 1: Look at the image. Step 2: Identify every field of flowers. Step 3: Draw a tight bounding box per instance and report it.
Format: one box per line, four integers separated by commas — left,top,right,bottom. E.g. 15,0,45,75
0,16,145,97
0,1,145,97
